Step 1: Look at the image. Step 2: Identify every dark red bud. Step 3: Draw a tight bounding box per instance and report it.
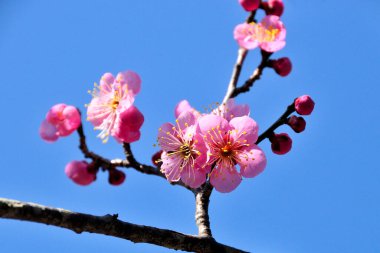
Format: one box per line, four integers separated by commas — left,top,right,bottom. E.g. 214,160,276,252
295,95,315,115
287,116,306,133
269,133,292,155
239,0,260,11
268,57,292,77
108,169,126,186
262,0,284,17
152,150,163,166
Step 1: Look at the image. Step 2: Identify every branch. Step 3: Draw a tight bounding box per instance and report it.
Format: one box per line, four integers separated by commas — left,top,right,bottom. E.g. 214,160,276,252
230,50,272,99
256,102,295,144
76,124,193,191
0,198,248,253
195,183,213,237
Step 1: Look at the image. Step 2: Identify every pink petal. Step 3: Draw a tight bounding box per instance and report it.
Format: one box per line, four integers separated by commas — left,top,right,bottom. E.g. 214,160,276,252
210,166,242,193
234,23,259,50
158,123,182,151
177,111,196,131
175,100,193,118
46,103,66,124
260,40,286,53
160,152,182,182
59,106,81,136
86,97,110,127
198,114,230,135
39,119,59,142
116,70,141,95
65,161,95,186
118,105,144,131
229,116,258,144
180,164,207,188
99,72,115,93
238,145,267,178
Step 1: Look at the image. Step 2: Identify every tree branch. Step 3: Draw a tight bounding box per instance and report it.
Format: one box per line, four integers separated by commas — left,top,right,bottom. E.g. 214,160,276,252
256,102,295,144
195,183,213,237
230,50,272,99
0,198,248,253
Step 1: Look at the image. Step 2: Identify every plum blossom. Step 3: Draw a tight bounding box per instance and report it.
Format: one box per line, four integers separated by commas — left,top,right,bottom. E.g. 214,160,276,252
234,15,286,52
199,114,267,193
212,99,250,121
174,100,201,119
87,71,144,143
40,104,81,142
158,111,210,188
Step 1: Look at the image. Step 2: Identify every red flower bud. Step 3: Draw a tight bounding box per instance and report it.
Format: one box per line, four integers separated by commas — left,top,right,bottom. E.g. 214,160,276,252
152,150,163,166
269,133,292,155
295,95,315,115
108,169,126,186
269,57,292,77
262,0,284,17
239,0,260,11
287,116,306,133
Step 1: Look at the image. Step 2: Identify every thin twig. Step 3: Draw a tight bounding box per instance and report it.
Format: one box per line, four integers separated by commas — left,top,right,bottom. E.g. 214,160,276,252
195,182,213,237
256,102,295,144
0,198,248,253
231,50,272,99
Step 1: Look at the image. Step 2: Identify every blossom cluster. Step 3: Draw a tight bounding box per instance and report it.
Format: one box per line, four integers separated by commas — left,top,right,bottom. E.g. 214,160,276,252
157,99,267,193
40,70,144,186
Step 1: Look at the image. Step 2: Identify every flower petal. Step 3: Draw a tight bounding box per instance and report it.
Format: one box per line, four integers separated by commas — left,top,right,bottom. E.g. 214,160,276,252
238,145,267,178
229,116,258,144
160,151,182,182
158,123,182,151
210,166,242,193
116,70,141,95
39,120,59,142
180,163,207,188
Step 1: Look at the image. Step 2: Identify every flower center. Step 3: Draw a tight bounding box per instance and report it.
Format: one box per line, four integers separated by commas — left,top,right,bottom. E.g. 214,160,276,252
179,144,191,159
220,144,233,157
255,24,279,43
111,90,120,110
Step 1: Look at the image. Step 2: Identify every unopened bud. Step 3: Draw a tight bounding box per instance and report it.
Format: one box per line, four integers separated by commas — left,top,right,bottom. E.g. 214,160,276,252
295,95,315,115
287,116,306,133
152,150,163,166
268,57,292,77
108,169,126,186
269,133,292,155
262,0,284,17
239,0,260,11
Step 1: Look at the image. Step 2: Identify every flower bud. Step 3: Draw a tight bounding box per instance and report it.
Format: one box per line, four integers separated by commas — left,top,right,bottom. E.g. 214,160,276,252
65,161,96,186
151,150,163,166
287,116,306,133
239,0,260,11
295,95,315,115
268,57,292,77
269,133,292,155
262,0,284,17
108,169,126,186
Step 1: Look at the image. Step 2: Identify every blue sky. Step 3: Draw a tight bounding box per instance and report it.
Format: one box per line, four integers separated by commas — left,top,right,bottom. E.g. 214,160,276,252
0,0,379,252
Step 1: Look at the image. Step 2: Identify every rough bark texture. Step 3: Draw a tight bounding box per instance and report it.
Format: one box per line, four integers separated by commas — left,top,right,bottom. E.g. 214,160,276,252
0,198,248,253
195,183,213,237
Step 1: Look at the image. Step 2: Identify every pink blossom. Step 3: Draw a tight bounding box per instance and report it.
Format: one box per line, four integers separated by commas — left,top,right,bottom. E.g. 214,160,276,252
212,99,250,121
87,71,143,143
65,161,96,186
269,133,292,155
239,0,260,12
295,95,315,115
158,111,209,188
40,104,81,142
175,100,201,119
199,114,267,193
234,15,286,52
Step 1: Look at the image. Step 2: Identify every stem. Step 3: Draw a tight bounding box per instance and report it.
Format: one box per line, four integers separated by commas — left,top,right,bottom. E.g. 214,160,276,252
256,102,295,144
195,183,213,237
222,47,248,104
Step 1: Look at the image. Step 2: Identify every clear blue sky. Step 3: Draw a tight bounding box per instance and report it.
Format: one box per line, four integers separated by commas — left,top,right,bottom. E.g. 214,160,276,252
0,1,379,252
